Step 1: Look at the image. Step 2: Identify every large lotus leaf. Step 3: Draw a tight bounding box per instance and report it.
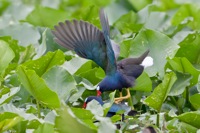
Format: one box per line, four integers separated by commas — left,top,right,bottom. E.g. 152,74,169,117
175,31,200,66
24,6,69,28
168,72,192,96
144,72,177,112
167,57,200,87
42,66,77,101
17,66,60,108
128,29,179,77
23,50,65,77
55,105,96,133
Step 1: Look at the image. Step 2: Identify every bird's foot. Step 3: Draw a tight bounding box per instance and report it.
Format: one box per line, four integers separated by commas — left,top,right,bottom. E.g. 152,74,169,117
114,88,131,104
114,95,130,104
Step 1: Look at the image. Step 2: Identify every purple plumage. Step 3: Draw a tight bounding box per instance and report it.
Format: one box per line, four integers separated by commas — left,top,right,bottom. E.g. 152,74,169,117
52,9,149,103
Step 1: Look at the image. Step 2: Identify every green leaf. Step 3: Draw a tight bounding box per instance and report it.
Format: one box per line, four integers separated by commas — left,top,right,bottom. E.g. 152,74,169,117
24,6,69,28
55,105,96,133
128,0,153,11
71,108,97,130
189,93,200,110
171,4,200,30
0,40,15,76
86,99,104,117
33,28,47,59
79,67,102,85
2,104,42,122
34,123,54,133
128,29,179,77
42,66,77,101
0,112,23,132
0,23,40,46
175,31,200,66
132,72,152,92
0,37,24,64
167,57,200,87
23,50,65,76
17,66,60,108
176,111,200,128
18,45,36,64
144,72,177,111
114,11,142,34
168,72,192,96
62,57,90,75
0,87,20,105
167,118,198,133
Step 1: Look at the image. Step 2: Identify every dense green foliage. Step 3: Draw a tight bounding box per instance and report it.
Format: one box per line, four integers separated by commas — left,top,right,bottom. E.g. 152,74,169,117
0,0,200,132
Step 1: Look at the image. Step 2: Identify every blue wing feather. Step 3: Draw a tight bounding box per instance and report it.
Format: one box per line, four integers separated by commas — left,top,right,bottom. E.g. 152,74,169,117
52,9,117,74
99,9,117,75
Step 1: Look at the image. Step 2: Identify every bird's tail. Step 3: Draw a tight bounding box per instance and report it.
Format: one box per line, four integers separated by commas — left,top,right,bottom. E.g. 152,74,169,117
140,50,153,68
137,50,150,64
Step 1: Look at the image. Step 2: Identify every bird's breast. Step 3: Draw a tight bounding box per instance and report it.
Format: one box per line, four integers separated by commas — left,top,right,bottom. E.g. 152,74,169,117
99,72,125,92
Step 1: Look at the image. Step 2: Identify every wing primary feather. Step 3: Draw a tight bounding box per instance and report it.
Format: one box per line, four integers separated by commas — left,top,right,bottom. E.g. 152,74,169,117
57,22,76,48
53,38,73,50
52,30,74,50
100,9,117,74
55,22,77,49
100,8,110,36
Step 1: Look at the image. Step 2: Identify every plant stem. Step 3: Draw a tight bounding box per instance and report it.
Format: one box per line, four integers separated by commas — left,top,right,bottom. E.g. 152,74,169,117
170,96,182,114
185,87,189,106
156,112,160,127
36,100,41,118
127,90,134,110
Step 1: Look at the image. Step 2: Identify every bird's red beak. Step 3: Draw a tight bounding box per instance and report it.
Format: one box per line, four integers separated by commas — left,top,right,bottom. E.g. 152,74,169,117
82,102,87,109
97,90,102,96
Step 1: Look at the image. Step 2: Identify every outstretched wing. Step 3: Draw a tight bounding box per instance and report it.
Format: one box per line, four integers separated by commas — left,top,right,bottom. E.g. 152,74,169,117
99,9,117,75
52,20,107,70
52,9,117,75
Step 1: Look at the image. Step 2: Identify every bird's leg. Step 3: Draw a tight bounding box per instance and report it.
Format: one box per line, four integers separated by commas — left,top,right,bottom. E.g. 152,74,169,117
114,88,131,104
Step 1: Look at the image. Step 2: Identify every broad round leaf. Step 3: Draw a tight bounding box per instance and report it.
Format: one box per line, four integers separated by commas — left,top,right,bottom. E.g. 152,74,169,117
17,66,60,108
42,66,77,101
23,50,65,76
128,29,179,77
167,57,200,87
144,72,177,112
24,6,69,28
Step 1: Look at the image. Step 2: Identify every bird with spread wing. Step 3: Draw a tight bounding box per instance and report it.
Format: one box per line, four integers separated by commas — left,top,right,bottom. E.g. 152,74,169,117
52,9,149,104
